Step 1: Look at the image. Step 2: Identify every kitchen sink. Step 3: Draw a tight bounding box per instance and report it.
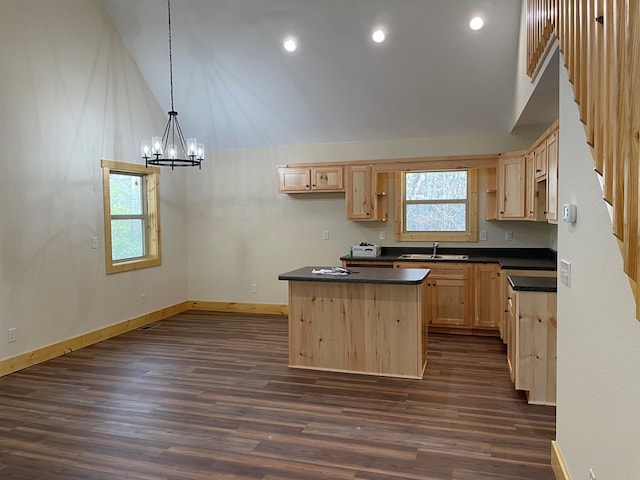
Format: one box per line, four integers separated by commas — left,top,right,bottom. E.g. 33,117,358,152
397,253,469,261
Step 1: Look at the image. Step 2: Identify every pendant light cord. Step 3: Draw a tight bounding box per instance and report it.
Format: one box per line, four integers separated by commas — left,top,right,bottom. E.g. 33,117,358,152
167,0,175,112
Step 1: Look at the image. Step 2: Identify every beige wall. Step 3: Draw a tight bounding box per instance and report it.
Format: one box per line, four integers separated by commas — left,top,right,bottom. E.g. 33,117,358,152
557,57,640,476
186,135,557,304
0,0,187,362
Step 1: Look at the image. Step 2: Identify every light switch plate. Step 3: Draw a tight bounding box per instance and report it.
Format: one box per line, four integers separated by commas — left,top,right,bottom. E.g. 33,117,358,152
479,230,488,241
560,259,571,287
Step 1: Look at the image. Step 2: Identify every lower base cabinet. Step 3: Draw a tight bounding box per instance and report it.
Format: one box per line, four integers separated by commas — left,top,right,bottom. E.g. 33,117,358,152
507,283,557,405
499,269,556,342
394,262,499,334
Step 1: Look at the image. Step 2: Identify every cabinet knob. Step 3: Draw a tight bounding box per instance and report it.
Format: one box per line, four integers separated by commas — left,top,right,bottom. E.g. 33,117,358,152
536,169,541,172
500,211,505,214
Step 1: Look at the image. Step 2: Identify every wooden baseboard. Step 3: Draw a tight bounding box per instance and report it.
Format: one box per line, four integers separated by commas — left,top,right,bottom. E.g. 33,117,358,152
187,300,288,316
0,301,288,378
551,441,571,480
0,302,190,377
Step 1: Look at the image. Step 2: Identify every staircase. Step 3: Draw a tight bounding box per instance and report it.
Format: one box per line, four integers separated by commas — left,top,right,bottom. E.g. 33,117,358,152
527,0,640,317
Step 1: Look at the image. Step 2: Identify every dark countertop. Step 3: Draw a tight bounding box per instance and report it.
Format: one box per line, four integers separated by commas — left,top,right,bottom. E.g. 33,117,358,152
508,275,557,292
279,266,429,285
340,247,557,271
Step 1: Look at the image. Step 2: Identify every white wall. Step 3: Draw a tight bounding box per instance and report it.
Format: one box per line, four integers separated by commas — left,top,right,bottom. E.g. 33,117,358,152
557,58,640,477
186,133,557,305
511,0,558,130
0,0,187,361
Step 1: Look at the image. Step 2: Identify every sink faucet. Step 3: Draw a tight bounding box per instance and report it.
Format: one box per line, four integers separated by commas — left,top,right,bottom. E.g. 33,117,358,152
432,241,439,257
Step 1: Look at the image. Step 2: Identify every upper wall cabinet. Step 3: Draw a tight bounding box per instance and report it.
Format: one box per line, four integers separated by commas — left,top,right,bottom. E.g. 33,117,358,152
497,152,526,219
278,166,344,193
345,166,388,221
488,120,558,224
545,128,558,223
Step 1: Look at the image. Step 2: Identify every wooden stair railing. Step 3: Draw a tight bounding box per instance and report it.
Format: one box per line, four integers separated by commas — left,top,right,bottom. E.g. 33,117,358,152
527,0,640,318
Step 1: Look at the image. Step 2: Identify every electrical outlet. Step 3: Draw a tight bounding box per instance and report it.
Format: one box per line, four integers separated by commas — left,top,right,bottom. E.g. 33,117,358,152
322,230,329,240
8,328,16,343
589,468,596,480
251,283,257,293
379,230,386,240
91,236,98,249
479,230,488,241
139,293,146,305
505,231,513,241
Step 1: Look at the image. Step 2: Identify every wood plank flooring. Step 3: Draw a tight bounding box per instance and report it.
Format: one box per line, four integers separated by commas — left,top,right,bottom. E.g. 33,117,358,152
0,311,556,480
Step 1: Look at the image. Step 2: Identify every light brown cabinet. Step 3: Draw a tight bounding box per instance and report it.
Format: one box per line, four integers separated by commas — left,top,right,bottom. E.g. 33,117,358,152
393,261,502,334
499,269,556,342
533,140,547,181
545,128,558,223
525,152,547,221
473,263,500,329
345,165,388,221
507,283,557,405
497,152,526,219
394,262,475,332
489,120,558,224
278,166,344,193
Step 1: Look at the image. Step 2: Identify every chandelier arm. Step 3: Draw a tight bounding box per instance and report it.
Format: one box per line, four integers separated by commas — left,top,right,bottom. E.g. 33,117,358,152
160,116,173,153
172,116,189,154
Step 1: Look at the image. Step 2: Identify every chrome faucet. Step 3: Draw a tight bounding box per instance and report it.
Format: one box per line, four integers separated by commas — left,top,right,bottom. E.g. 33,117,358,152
432,241,439,257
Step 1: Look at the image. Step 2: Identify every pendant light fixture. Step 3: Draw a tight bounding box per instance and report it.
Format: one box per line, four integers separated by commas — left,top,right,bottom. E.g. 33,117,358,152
142,0,204,170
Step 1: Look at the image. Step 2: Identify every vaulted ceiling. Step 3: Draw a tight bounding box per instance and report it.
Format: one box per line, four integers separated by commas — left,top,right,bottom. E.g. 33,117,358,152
101,0,558,151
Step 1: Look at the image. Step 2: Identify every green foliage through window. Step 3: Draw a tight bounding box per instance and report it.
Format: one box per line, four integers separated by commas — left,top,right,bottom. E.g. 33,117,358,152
101,160,161,274
109,173,146,261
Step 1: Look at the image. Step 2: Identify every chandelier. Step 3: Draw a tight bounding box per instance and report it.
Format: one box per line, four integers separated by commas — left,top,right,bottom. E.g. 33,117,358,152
142,0,204,169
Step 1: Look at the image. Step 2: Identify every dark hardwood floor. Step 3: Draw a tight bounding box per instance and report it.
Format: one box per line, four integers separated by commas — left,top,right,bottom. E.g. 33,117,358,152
0,311,556,480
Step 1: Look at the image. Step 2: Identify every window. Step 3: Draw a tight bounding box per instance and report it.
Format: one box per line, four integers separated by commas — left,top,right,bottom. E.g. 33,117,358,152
394,169,477,242
101,160,161,274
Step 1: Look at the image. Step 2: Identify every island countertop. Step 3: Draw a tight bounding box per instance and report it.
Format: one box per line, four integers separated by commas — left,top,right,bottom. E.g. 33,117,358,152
278,266,429,285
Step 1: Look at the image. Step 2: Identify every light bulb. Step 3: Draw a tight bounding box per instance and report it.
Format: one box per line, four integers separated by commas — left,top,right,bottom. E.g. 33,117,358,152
469,16,484,30
283,37,297,53
372,29,386,43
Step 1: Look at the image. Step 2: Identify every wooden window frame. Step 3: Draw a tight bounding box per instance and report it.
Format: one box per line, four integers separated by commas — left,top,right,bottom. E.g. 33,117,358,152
394,168,478,242
101,160,161,274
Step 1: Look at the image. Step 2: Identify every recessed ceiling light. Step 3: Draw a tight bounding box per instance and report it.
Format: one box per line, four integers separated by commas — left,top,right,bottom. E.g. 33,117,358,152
469,16,484,30
283,37,297,53
372,29,386,44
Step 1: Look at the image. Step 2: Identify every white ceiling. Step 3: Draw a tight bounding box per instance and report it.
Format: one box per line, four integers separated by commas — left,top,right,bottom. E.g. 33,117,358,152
101,0,558,151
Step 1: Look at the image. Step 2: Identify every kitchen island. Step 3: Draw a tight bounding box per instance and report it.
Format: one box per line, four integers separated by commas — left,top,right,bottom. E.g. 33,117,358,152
278,266,430,379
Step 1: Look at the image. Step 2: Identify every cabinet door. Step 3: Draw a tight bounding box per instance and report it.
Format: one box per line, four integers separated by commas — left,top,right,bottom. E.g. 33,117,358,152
394,262,469,328
278,167,311,192
498,154,526,219
525,153,546,221
473,263,500,329
431,277,467,327
534,142,547,180
507,286,516,384
345,165,373,219
545,129,558,223
311,166,344,192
